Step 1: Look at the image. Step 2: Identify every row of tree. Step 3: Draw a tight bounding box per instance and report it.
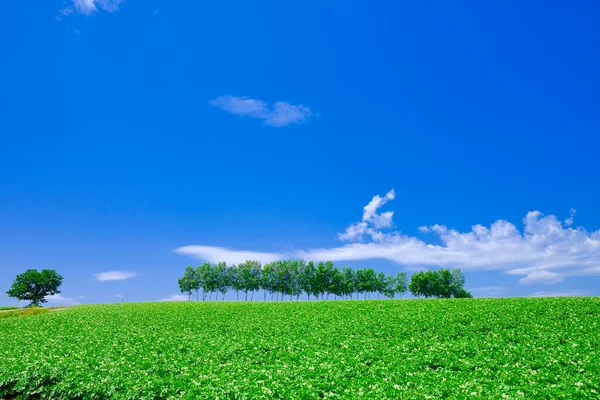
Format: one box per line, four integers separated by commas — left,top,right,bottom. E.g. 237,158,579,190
178,261,472,301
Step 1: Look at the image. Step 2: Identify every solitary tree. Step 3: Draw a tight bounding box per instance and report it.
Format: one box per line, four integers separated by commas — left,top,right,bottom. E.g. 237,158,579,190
7,269,64,307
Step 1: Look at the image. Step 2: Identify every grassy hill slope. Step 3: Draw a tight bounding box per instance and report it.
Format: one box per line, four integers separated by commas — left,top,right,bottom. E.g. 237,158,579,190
0,298,598,399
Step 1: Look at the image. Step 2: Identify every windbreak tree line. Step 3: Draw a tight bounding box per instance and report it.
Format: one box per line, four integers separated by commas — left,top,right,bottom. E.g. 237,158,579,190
177,261,471,301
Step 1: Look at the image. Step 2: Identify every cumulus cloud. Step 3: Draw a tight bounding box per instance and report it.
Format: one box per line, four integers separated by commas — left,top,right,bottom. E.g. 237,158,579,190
58,0,124,18
338,189,396,241
160,294,189,302
209,96,312,127
95,271,137,281
175,189,600,285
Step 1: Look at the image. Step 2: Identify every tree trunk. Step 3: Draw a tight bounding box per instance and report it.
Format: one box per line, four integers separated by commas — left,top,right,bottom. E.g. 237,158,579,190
251,291,254,301
245,291,248,301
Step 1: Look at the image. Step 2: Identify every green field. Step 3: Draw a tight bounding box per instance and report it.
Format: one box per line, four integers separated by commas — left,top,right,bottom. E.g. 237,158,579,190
0,298,599,399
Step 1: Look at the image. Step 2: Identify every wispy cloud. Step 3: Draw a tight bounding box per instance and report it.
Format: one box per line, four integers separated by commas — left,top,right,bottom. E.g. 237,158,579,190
175,190,600,286
58,0,125,19
565,208,577,227
209,96,312,127
468,286,508,297
95,271,137,281
175,246,283,265
46,294,82,306
518,269,563,285
160,294,189,302
530,289,591,297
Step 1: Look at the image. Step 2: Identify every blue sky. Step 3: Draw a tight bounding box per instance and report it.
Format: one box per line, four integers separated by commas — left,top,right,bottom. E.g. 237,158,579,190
1,0,599,305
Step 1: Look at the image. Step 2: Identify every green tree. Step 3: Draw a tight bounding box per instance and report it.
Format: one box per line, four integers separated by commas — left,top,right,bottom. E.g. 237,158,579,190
409,269,471,298
454,288,473,298
375,272,386,299
262,262,277,301
178,265,196,301
229,264,243,301
239,261,261,301
315,261,334,300
289,260,304,301
341,266,355,300
382,275,396,299
249,261,262,301
215,262,229,300
394,272,408,298
329,267,343,300
6,269,64,307
363,269,377,299
300,261,316,300
197,263,214,301
239,261,252,301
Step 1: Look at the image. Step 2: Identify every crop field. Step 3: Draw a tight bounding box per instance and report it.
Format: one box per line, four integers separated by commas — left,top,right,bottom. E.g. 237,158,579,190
0,298,599,399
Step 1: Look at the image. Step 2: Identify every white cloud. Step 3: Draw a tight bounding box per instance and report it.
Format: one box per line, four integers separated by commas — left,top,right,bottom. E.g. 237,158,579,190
530,289,591,297
337,222,368,242
174,245,283,265
209,96,312,127
468,286,507,297
58,0,124,18
363,189,395,221
175,189,600,285
565,208,577,227
338,189,396,242
518,269,563,285
95,271,137,281
160,294,189,302
46,294,81,306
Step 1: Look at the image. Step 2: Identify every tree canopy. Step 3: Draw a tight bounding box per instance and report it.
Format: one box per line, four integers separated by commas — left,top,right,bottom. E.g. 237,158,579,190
6,269,64,307
177,261,413,301
408,269,472,298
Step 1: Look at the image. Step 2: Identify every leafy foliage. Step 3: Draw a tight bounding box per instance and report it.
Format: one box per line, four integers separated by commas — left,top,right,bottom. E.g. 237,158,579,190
178,261,411,301
0,298,598,399
0,306,19,311
6,269,64,306
409,269,471,298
